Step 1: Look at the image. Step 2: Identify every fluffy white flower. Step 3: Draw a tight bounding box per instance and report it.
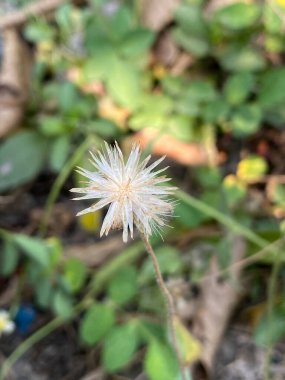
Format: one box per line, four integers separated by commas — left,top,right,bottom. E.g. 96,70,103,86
70,142,176,242
0,310,15,337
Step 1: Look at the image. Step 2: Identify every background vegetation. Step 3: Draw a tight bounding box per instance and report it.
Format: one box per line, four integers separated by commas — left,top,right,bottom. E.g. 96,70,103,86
1,0,285,379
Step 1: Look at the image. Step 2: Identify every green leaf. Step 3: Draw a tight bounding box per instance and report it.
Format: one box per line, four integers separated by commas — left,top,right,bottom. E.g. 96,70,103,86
173,28,210,57
168,115,194,142
106,59,142,110
255,306,285,346
52,289,74,318
231,104,262,136
13,234,50,267
49,136,70,172
80,304,115,346
259,68,285,109
224,72,255,105
0,239,19,277
144,341,179,380
218,46,266,72
39,116,68,136
0,131,46,192
175,202,208,228
83,43,117,81
102,323,140,372
25,19,55,42
214,3,261,30
57,82,80,113
35,277,53,308
184,80,217,103
120,28,155,58
86,119,120,138
63,258,87,293
203,98,230,123
175,3,208,37
108,266,138,305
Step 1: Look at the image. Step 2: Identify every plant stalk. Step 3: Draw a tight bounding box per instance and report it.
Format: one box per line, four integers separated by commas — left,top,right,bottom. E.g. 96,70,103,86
140,232,187,380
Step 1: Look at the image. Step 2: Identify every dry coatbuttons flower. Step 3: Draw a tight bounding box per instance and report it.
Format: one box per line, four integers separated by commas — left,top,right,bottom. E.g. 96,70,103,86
70,142,176,242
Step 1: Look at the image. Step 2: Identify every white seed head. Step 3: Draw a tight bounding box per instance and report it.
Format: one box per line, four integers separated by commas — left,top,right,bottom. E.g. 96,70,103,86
70,142,176,242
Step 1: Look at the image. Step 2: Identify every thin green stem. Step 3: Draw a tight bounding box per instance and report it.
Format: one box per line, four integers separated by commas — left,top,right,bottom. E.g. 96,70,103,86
39,138,91,236
176,190,269,249
140,232,187,380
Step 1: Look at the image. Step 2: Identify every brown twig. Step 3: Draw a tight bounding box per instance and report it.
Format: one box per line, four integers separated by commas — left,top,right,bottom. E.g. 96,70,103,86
140,232,187,380
0,0,68,30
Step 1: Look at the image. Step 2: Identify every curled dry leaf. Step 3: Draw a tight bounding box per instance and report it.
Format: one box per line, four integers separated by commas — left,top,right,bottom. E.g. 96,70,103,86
191,236,247,378
130,129,213,166
0,29,33,138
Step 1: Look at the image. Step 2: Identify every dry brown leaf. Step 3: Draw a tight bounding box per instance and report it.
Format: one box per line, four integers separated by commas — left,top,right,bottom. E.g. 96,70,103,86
64,235,126,267
0,29,33,138
191,236,247,378
129,129,211,166
139,0,180,31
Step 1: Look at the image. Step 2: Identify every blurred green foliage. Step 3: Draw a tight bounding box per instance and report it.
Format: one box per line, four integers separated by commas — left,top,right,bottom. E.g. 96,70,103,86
1,0,285,378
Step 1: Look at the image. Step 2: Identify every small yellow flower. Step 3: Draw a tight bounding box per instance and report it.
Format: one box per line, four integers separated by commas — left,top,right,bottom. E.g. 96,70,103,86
0,310,15,337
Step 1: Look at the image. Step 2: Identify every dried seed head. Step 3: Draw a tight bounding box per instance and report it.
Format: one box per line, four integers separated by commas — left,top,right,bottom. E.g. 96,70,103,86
70,142,176,242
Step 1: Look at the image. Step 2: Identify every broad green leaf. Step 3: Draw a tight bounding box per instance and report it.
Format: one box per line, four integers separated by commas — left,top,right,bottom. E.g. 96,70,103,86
255,306,285,346
86,119,120,138
25,19,55,42
144,341,179,380
218,46,266,72
174,3,208,37
203,98,230,123
80,304,115,346
108,266,138,305
106,59,142,110
263,4,282,33
231,104,262,136
184,81,217,103
0,131,46,192
0,239,19,277
224,72,255,105
63,258,87,293
13,234,50,267
102,323,140,372
57,82,80,113
259,68,285,109
173,28,210,57
168,115,194,142
35,277,53,308
175,202,208,228
52,289,74,318
83,43,117,81
120,28,155,58
49,136,70,172
39,116,67,136
214,3,261,30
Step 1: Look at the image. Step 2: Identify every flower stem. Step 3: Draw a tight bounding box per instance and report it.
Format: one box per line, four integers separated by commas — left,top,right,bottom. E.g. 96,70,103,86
140,232,187,380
